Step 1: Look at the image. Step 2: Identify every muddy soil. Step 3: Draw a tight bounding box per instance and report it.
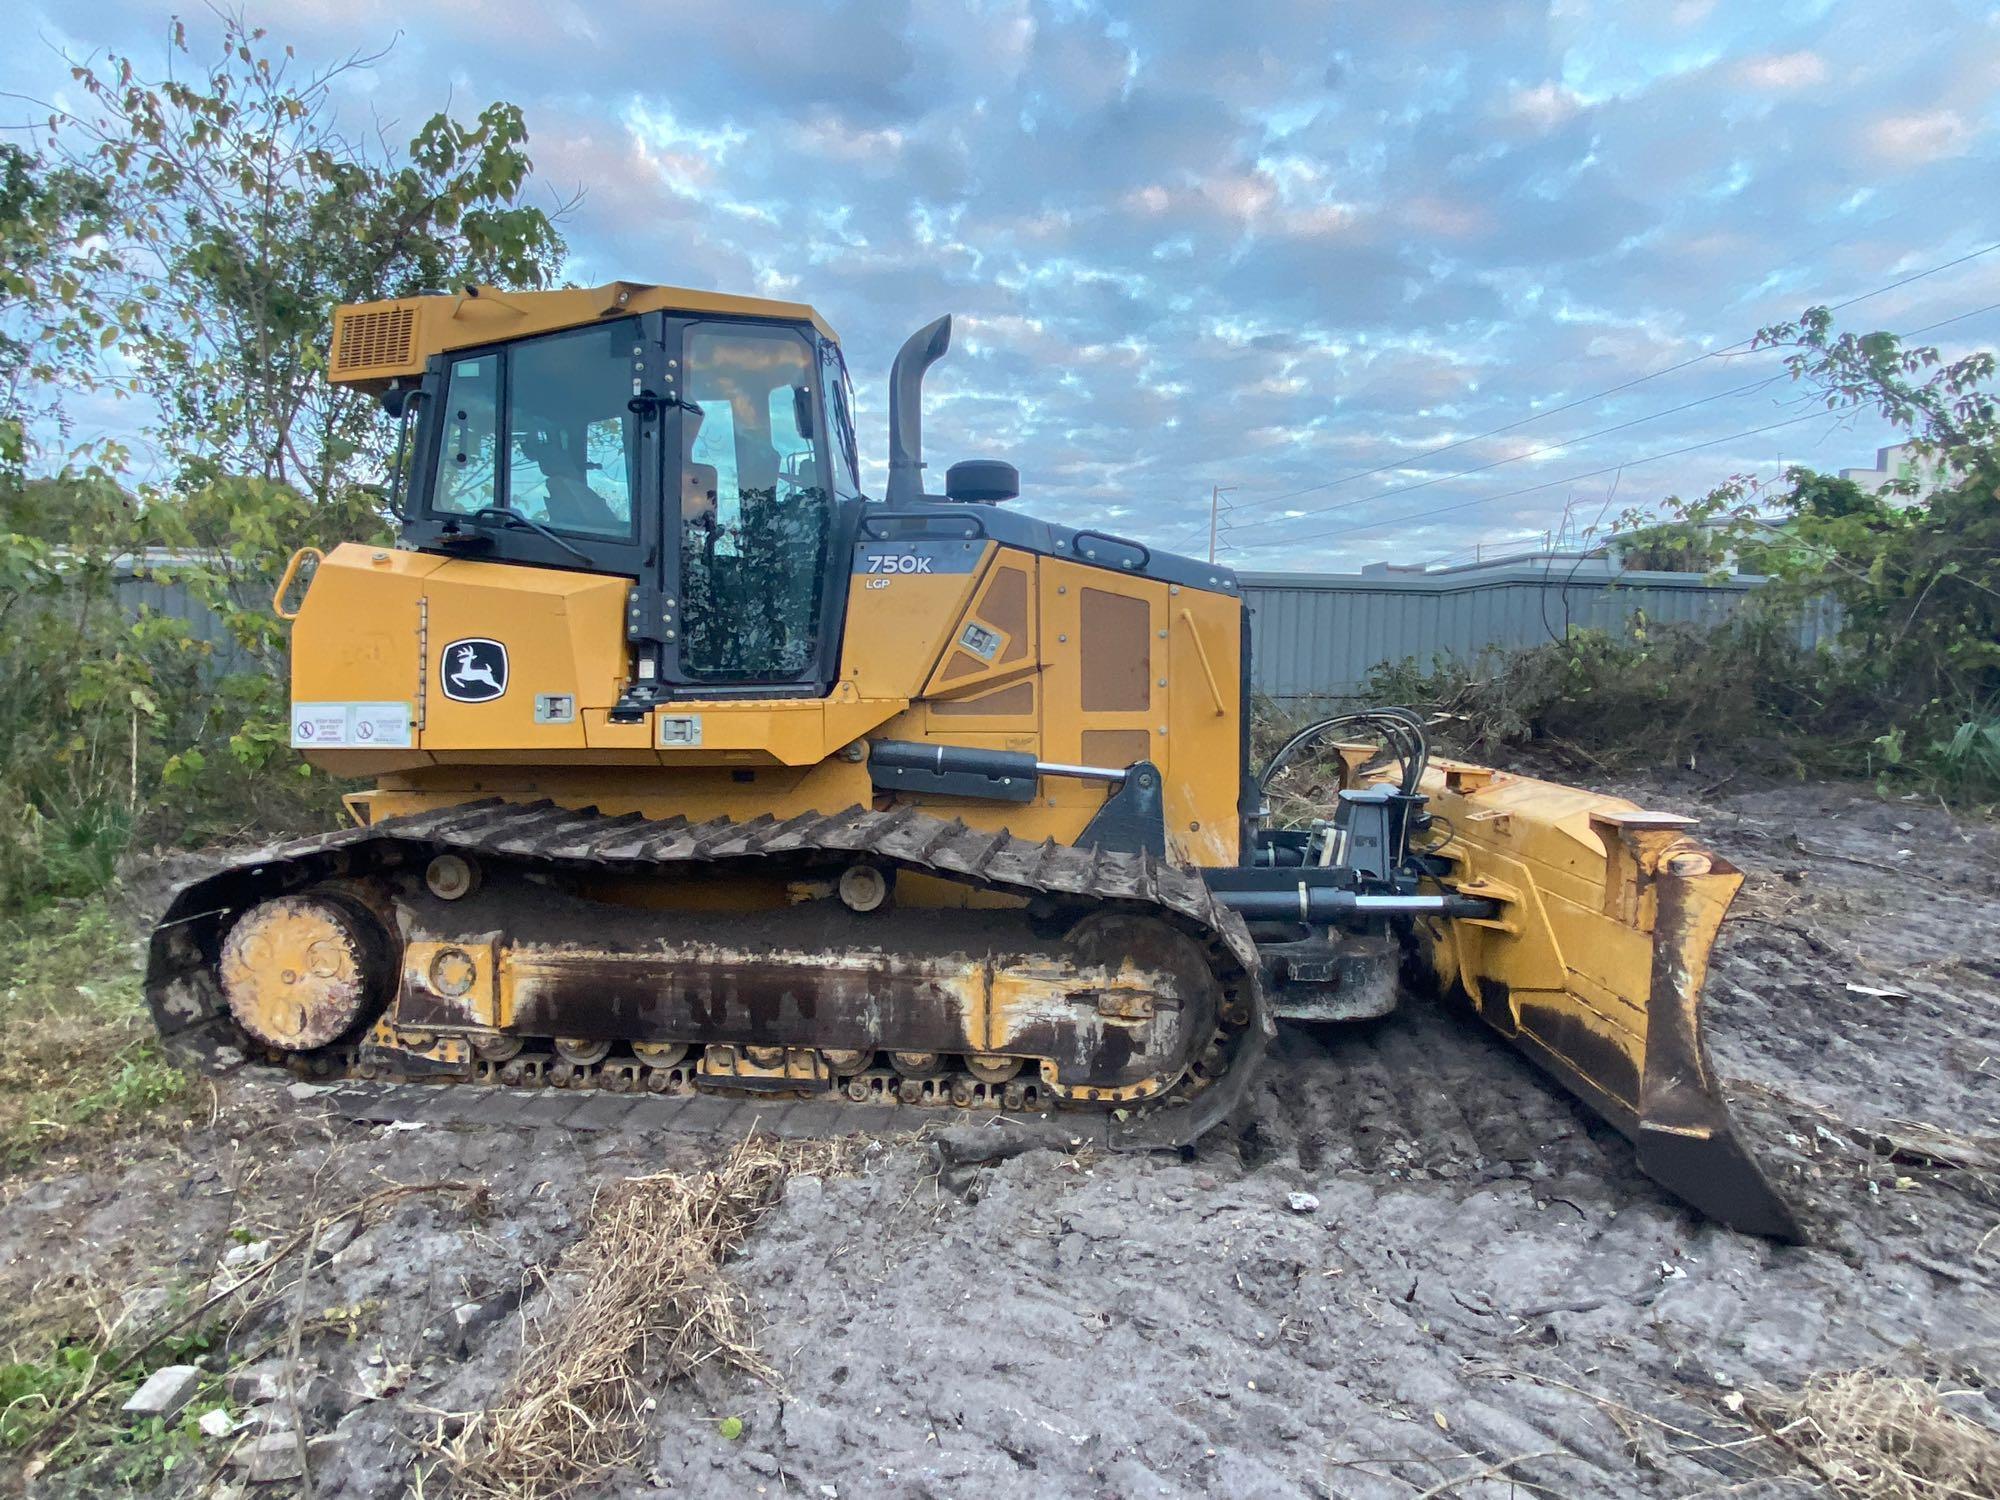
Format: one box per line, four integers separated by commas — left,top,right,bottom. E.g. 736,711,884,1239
3,778,1996,1498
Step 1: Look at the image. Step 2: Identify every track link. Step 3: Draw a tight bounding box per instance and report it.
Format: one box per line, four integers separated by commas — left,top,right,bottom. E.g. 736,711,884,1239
147,801,1273,1149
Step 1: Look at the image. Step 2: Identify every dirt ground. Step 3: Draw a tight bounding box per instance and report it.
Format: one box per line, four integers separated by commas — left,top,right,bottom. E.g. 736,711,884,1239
2,774,1996,1498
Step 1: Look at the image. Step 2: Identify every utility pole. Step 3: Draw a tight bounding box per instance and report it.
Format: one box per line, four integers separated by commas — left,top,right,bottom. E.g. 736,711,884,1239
1208,484,1236,563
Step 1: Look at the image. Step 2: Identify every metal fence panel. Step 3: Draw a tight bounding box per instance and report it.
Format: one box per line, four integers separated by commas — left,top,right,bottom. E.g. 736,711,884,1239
111,557,258,675
1239,564,1832,700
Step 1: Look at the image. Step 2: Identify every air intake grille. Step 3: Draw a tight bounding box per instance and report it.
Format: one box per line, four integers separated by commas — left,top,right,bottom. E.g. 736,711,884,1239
333,304,417,374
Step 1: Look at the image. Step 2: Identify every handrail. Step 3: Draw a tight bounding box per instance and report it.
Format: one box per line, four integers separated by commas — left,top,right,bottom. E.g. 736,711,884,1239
272,547,324,621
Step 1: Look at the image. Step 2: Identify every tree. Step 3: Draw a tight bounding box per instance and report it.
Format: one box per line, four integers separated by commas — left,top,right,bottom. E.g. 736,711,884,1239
36,9,569,505
1623,306,2000,795
0,144,127,491
0,12,575,905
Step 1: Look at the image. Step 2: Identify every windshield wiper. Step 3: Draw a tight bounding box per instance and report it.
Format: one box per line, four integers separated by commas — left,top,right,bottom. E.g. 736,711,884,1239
471,505,594,565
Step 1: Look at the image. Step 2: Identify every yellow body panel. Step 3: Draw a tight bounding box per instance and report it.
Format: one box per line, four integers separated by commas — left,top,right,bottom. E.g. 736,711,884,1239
299,538,1247,868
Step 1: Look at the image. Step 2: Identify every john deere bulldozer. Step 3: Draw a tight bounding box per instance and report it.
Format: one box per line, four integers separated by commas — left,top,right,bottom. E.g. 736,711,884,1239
145,281,1799,1239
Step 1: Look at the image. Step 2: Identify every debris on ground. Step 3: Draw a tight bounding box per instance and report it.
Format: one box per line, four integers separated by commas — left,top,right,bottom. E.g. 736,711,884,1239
446,1136,857,1500
1749,1368,2000,1500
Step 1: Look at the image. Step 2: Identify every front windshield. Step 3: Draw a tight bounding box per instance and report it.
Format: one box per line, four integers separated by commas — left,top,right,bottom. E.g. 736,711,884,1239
678,324,833,681
429,318,641,538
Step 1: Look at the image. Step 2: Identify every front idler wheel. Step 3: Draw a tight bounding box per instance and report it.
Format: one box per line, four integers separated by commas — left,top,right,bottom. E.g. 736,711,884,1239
218,892,394,1052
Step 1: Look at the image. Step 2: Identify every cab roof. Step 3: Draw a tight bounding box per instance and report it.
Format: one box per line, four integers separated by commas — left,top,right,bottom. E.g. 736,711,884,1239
328,280,839,391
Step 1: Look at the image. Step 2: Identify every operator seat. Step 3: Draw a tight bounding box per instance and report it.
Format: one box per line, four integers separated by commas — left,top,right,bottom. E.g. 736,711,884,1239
542,474,623,534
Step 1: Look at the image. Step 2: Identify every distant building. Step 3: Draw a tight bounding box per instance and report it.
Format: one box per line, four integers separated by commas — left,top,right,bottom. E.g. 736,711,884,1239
1838,441,1953,498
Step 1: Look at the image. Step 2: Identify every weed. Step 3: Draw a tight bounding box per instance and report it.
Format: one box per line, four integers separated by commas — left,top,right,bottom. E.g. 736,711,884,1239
0,1321,229,1485
0,895,194,1174
1933,712,2000,800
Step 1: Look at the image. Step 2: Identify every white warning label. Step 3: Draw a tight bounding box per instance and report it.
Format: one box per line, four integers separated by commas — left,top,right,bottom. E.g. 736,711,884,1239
291,702,412,749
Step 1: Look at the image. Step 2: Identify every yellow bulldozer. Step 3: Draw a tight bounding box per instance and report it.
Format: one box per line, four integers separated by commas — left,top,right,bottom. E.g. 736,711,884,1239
145,280,1800,1239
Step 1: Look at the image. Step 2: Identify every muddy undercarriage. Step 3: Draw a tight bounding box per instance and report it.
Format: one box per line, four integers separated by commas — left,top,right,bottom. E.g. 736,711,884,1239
149,801,1277,1148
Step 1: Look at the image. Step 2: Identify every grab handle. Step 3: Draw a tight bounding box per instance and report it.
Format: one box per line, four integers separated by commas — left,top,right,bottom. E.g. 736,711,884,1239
272,547,324,621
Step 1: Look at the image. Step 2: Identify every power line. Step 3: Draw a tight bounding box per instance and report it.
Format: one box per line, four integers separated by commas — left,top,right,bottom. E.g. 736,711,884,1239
1181,236,2000,536
1223,297,2000,557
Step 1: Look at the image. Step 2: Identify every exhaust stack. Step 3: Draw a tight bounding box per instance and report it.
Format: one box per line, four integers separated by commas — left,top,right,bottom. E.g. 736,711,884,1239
886,314,951,505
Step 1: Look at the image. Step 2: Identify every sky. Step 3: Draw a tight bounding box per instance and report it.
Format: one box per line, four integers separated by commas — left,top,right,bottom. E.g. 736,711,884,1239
8,0,2000,573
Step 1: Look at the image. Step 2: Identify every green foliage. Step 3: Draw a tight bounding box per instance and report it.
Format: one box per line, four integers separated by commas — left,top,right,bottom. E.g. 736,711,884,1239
0,896,194,1173
1614,517,1726,573
48,12,567,504
0,144,127,486
1369,613,1861,773
1933,712,2000,799
0,1318,226,1481
0,13,568,909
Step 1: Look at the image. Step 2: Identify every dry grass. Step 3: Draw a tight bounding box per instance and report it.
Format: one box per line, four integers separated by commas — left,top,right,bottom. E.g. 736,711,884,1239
447,1134,859,1500
1751,1369,2000,1500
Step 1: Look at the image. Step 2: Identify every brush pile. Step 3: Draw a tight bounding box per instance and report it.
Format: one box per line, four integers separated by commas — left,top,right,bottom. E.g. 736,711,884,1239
1754,1368,2000,1500
449,1135,854,1500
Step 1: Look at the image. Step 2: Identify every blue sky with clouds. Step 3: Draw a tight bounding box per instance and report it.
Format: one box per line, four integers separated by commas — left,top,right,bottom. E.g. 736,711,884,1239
9,1,2000,571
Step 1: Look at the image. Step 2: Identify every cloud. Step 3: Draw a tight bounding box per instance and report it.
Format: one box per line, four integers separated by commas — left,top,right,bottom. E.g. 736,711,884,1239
1499,81,1585,133
1735,50,1828,90
7,0,1999,571
1866,108,1975,164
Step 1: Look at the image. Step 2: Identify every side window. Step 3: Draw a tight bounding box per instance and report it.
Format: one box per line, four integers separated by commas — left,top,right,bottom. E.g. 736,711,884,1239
432,356,499,514
819,347,861,498
504,322,640,538
426,320,641,539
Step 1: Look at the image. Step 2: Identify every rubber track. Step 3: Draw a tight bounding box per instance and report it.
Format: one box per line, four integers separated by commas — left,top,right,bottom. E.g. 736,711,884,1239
147,800,1275,1150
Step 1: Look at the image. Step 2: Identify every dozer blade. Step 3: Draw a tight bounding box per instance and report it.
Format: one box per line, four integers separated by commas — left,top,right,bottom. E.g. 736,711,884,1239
1384,759,1802,1241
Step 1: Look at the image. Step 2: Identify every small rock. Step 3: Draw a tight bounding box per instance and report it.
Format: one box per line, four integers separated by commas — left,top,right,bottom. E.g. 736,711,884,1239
312,1216,362,1260
239,1433,304,1482
222,1240,272,1270
1285,1191,1320,1214
236,1432,340,1483
225,1362,284,1405
743,1449,781,1476
450,1297,515,1354
123,1364,202,1419
198,1407,238,1438
329,1229,378,1270
286,1081,331,1101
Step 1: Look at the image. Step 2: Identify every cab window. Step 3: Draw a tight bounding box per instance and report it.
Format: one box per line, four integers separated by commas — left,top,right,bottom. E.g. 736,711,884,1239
429,318,642,538
678,324,832,681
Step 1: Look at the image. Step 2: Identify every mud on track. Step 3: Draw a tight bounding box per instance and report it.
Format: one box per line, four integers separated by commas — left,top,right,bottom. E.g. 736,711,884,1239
3,777,1996,1498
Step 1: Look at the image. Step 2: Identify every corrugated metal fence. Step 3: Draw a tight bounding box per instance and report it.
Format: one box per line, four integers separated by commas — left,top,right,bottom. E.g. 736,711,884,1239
112,553,257,674
1239,561,1836,700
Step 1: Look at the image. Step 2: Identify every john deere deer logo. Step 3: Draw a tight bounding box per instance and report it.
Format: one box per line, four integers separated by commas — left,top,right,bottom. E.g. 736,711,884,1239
441,638,508,703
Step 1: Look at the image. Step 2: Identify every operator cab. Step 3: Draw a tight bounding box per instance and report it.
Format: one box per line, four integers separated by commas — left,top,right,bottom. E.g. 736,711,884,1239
388,291,864,705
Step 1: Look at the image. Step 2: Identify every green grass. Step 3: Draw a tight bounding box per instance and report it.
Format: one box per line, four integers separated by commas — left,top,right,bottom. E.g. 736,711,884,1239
0,1322,233,1487
0,895,194,1175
